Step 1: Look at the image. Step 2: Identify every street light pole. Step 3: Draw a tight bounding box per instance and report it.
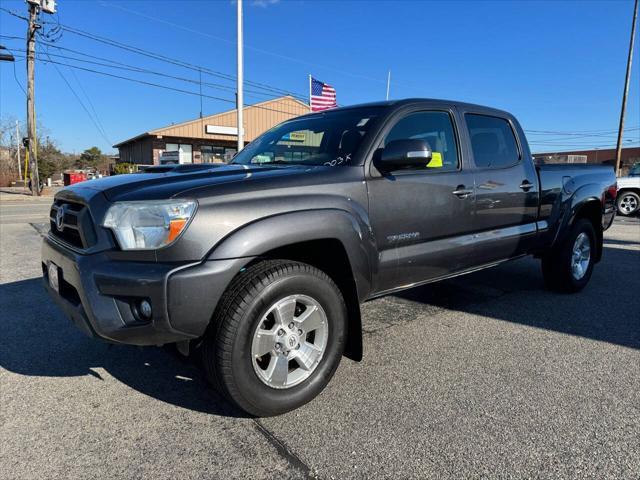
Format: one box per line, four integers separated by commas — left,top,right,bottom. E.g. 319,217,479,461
26,2,40,196
236,0,244,153
615,0,638,177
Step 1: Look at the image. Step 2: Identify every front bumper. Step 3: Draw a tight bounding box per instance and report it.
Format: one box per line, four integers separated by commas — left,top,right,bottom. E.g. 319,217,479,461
41,235,250,346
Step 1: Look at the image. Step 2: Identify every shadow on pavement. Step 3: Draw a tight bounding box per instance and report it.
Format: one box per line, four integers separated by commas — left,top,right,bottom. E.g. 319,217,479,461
0,277,247,418
603,237,640,247
392,246,639,350
1,245,637,416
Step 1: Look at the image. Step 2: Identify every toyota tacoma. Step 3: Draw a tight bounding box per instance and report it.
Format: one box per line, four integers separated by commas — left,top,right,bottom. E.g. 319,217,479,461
42,99,617,416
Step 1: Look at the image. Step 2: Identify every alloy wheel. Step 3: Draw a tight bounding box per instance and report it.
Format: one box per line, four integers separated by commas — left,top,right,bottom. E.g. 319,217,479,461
570,232,591,280
251,294,328,389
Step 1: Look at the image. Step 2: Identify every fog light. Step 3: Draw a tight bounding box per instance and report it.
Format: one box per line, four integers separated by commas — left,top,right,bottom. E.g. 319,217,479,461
138,299,152,320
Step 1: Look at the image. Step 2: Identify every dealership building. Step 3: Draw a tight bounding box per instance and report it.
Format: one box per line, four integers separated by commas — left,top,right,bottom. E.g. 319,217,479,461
114,95,309,166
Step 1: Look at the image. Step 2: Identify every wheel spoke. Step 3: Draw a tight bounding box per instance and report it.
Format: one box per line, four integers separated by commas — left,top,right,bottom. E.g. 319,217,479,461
273,298,296,325
252,330,276,357
294,342,322,371
297,305,324,332
266,354,289,387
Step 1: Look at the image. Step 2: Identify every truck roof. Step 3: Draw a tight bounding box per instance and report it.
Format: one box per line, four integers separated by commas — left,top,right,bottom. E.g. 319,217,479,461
299,98,513,119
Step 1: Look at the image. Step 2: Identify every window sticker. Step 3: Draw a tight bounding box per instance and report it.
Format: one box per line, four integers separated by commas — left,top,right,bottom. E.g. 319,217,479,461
427,151,443,168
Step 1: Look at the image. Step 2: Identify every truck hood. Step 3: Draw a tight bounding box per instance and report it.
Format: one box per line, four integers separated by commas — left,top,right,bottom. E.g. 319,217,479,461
60,163,318,202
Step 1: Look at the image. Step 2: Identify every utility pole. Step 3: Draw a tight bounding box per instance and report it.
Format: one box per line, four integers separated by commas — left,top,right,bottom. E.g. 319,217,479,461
16,121,22,180
615,0,638,177
26,1,40,196
236,0,244,153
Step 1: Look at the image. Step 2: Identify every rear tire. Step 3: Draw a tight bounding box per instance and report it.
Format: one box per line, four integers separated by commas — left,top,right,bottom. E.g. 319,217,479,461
541,218,596,293
617,191,640,216
202,260,347,417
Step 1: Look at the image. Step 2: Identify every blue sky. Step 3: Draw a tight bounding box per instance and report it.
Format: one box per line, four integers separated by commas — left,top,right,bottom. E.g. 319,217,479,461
1,0,639,154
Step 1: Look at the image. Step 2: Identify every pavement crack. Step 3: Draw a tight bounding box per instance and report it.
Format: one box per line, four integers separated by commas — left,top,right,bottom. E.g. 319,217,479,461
252,418,317,479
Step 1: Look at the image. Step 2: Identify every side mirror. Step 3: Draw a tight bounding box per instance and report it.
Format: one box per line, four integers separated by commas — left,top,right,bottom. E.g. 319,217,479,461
376,139,432,171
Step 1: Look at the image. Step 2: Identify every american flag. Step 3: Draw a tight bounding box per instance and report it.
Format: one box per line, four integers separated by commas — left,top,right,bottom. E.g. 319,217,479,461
310,77,337,112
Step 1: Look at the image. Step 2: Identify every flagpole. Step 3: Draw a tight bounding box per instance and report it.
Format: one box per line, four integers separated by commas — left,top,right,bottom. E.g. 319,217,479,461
308,74,312,112
386,70,391,100
236,0,244,152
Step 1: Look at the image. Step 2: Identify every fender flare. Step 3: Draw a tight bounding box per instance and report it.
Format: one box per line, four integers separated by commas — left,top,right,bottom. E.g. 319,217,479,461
552,183,604,260
207,208,374,300
206,209,376,361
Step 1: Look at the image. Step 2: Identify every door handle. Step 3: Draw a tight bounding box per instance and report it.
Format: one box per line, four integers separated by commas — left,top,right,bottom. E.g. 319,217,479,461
452,186,473,199
519,180,533,191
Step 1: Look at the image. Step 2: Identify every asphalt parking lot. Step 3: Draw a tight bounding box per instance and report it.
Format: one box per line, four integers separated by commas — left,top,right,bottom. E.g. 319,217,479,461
1,198,638,479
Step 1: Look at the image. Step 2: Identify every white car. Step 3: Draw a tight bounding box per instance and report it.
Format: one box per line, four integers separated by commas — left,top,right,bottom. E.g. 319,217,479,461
617,164,640,216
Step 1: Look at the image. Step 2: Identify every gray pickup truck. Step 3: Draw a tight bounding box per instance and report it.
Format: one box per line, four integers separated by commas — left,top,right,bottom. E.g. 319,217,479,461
42,99,617,416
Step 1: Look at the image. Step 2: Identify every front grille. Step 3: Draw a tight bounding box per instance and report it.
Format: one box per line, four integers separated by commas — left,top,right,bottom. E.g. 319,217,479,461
49,200,97,250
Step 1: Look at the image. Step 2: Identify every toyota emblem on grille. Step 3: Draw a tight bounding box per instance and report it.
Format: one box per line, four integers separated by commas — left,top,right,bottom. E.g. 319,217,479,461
55,206,65,231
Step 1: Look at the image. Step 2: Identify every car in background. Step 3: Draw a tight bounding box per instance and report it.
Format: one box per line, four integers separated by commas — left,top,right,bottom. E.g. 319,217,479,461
617,163,640,216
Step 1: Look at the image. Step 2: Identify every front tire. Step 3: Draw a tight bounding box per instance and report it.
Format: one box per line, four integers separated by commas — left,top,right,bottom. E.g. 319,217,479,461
541,218,596,293
617,191,640,216
202,260,347,417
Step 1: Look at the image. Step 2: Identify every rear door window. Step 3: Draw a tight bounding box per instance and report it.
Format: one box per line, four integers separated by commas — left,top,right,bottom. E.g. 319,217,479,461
466,114,520,168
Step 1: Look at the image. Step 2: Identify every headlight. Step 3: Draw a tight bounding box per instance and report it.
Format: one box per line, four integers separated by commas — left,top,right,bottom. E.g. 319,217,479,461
102,200,197,250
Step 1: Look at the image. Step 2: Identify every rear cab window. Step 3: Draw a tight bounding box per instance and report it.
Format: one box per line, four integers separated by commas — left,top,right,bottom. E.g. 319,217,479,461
465,114,521,168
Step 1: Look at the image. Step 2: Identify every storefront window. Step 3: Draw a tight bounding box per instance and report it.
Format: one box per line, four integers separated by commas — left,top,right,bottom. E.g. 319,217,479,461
165,143,192,164
202,145,236,163
201,145,224,163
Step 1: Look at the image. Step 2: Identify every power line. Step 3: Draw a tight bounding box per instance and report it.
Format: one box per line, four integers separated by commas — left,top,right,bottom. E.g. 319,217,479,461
56,50,112,146
1,7,309,100
0,6,29,22
30,41,295,100
527,129,640,143
529,141,640,148
42,50,113,146
100,0,389,85
55,23,309,100
34,55,308,117
4,36,309,105
11,49,308,116
525,130,640,143
525,126,639,135
0,43,27,95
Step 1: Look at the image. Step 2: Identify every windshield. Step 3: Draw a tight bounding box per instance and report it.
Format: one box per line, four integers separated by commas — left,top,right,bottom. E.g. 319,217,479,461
232,107,383,167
